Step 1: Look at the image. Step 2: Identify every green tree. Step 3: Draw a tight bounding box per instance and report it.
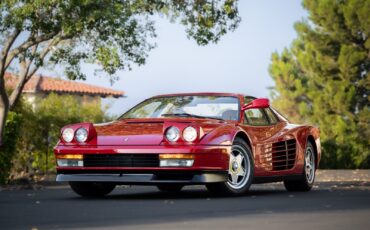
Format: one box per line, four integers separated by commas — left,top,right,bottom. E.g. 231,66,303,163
0,0,241,145
269,0,369,168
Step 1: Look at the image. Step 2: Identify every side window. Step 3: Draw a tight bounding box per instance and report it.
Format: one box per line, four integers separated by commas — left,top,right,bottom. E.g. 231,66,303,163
244,109,270,126
265,108,279,124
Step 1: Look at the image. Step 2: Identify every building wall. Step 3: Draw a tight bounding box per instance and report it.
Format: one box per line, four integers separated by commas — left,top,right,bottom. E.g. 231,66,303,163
81,94,101,105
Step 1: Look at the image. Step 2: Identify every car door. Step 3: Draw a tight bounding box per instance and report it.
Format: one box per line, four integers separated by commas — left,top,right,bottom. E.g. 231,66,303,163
239,97,295,174
260,107,297,172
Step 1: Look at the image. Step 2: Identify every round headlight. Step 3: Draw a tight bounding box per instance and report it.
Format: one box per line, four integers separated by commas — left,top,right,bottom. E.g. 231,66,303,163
165,126,180,142
62,128,74,142
183,126,197,142
75,127,88,143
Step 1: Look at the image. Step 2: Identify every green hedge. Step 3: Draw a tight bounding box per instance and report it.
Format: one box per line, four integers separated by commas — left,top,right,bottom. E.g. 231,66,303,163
0,112,22,184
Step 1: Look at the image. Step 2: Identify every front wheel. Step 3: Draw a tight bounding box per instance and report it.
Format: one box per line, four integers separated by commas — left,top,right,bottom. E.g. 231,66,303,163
284,142,316,192
69,182,116,197
206,137,254,196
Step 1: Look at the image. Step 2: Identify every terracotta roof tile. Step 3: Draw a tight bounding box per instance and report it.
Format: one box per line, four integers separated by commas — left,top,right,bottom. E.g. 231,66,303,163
4,72,124,98
5,72,40,92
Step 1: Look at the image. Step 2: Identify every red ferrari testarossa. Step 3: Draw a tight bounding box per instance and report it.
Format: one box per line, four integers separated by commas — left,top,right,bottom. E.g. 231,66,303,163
54,93,321,197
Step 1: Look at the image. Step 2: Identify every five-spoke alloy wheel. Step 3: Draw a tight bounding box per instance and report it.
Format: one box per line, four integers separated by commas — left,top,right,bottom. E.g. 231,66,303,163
206,137,254,195
227,144,251,190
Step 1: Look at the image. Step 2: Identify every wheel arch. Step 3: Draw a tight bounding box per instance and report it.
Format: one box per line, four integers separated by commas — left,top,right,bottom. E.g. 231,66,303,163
233,131,252,153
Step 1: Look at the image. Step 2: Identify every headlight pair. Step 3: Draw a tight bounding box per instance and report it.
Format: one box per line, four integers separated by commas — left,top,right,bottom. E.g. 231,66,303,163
165,126,197,142
62,127,88,143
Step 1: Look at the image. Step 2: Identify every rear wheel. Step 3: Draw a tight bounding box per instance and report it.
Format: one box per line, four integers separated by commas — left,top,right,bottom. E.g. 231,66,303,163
156,184,183,192
284,142,316,192
69,182,116,197
206,137,254,196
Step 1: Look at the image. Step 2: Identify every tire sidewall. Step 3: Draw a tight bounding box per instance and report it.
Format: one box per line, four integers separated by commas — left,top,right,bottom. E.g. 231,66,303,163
225,138,254,194
69,182,115,197
157,184,183,192
303,142,316,187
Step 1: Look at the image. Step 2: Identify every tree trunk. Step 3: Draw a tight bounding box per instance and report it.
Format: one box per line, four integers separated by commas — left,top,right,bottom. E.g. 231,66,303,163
0,97,9,147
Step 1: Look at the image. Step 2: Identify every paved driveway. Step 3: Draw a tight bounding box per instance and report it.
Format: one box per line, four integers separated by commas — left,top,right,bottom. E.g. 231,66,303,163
0,181,369,230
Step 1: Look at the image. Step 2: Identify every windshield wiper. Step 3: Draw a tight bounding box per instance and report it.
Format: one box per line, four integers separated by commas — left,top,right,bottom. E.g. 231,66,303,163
161,113,224,121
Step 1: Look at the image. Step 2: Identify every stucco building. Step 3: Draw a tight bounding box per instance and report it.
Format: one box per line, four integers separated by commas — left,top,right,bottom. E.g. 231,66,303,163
5,72,124,109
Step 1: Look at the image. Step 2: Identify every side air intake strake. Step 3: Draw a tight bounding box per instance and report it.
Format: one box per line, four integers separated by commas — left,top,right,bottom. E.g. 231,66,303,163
260,139,297,171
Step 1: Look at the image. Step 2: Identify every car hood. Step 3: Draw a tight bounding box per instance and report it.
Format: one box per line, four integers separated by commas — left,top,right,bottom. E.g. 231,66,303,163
93,118,230,146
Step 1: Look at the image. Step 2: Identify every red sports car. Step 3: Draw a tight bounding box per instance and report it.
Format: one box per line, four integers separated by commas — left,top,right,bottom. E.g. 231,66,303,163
54,93,321,197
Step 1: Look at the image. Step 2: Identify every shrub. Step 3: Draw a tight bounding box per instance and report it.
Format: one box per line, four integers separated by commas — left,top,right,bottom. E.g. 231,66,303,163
10,93,109,180
0,112,22,184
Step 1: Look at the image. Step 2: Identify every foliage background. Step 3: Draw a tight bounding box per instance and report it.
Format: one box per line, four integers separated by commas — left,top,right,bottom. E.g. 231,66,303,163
0,111,21,183
269,0,369,169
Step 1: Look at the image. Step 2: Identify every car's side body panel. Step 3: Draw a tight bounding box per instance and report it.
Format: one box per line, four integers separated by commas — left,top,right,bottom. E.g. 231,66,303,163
241,123,320,178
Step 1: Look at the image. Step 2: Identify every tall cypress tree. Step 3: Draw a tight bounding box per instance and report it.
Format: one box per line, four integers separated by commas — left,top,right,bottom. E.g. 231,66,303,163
269,0,369,168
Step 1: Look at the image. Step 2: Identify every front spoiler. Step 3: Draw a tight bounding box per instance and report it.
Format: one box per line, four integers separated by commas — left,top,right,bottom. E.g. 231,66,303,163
56,171,227,185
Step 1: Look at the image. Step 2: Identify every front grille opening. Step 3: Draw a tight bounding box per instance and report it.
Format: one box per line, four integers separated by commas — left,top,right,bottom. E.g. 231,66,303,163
84,154,159,167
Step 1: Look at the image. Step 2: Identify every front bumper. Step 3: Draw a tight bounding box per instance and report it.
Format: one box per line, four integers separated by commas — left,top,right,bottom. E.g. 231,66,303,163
56,171,228,184
54,144,230,184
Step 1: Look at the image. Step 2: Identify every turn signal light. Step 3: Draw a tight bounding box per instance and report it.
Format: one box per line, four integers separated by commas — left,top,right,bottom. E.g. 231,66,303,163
56,154,83,160
56,154,83,167
159,154,194,159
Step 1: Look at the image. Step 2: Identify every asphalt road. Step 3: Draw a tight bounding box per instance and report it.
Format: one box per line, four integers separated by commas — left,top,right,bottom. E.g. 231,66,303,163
1,182,369,230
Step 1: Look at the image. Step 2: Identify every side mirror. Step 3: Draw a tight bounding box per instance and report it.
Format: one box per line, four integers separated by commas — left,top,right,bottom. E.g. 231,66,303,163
242,98,270,111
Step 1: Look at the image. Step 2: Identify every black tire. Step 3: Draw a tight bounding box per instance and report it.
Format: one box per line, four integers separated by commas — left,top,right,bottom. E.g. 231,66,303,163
69,182,116,197
157,184,183,192
206,137,254,196
284,142,316,192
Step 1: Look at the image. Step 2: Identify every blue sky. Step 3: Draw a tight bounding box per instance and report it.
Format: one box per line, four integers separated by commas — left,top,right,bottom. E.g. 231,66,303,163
44,0,307,116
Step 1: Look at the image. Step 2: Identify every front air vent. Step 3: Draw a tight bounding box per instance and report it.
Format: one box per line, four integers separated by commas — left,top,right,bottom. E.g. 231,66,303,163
84,154,159,167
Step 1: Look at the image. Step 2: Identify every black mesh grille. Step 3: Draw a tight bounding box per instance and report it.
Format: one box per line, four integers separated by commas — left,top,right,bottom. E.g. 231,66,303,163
83,154,159,167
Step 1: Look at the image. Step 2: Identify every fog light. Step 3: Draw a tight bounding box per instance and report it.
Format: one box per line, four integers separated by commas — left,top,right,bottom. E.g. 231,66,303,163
160,159,194,167
159,154,194,167
57,159,83,167
56,154,83,167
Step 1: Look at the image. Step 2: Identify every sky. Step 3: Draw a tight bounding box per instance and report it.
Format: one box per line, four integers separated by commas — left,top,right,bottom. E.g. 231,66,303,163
43,0,308,117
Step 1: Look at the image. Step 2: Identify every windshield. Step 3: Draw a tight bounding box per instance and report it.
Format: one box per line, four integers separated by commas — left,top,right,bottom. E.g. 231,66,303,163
120,96,240,121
